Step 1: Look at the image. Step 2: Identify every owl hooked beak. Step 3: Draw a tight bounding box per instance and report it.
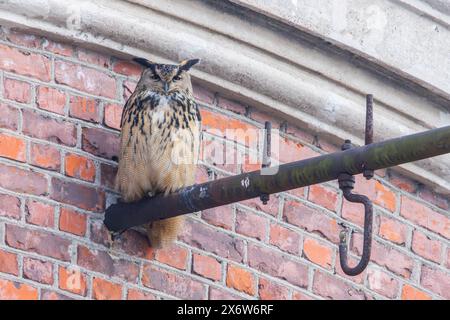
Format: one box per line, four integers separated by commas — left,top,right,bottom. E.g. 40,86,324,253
163,82,169,93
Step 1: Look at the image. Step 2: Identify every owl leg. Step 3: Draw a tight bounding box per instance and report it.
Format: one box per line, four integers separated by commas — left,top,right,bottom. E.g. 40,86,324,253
147,215,185,249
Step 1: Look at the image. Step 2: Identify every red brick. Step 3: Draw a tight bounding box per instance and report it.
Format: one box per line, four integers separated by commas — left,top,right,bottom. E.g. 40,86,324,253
69,95,100,122
0,103,19,130
0,193,21,219
142,265,205,299
283,200,342,244
269,223,301,254
104,103,123,130
308,184,338,212
92,277,122,300
0,44,51,81
292,291,314,300
5,30,41,48
41,290,73,300
127,289,156,300
235,209,268,241
36,86,66,115
209,287,240,300
418,187,449,210
43,40,73,56
100,163,117,189
374,181,397,212
258,278,289,300
226,264,256,295
77,49,110,68
378,215,408,245
193,84,215,105
22,109,77,146
411,230,442,263
55,60,116,98
0,133,26,162
65,153,96,182
367,268,399,298
195,165,210,184
4,78,31,103
29,143,61,171
25,200,54,227
5,224,71,261
277,137,320,164
23,257,53,284
352,233,414,278
123,80,137,101
201,205,234,230
217,96,247,115
0,279,38,300
82,127,120,160
155,245,189,270
303,237,334,269
0,249,18,275
401,196,450,238
192,254,222,281
420,265,450,299
401,284,431,300
180,219,245,262
59,208,87,236
239,195,279,217
59,266,87,296
388,171,417,193
247,243,308,288
342,200,367,227
313,270,367,300
201,138,237,173
111,228,153,259
77,245,139,283
447,249,450,269
0,163,48,195
50,178,105,212
335,254,367,285
112,60,142,78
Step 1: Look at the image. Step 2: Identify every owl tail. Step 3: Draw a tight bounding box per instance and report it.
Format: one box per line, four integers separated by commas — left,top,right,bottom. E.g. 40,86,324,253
146,215,185,248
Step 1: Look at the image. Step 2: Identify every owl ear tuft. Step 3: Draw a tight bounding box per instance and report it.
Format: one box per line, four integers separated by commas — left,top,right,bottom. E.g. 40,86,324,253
133,57,155,69
179,58,200,71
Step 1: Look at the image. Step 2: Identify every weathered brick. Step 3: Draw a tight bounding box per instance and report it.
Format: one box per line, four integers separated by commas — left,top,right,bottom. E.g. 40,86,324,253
29,143,61,171
303,237,334,269
352,233,414,278
258,278,289,300
25,200,54,227
104,103,123,130
180,219,245,262
373,181,397,212
55,60,116,98
41,290,73,300
59,266,87,296
4,78,31,103
127,289,156,300
247,243,308,288
378,215,408,246
50,178,105,212
367,268,399,298
5,30,41,48
420,265,450,299
401,196,450,239
313,270,367,300
269,223,301,254
22,109,77,146
65,153,96,182
0,193,21,219
77,245,139,283
418,187,449,210
5,224,71,261
0,43,51,81
100,163,117,189
292,291,314,300
77,49,110,68
335,255,367,285
308,184,338,212
142,264,206,299
0,163,48,196
155,245,188,270
226,264,256,295
0,103,19,130
277,138,320,164
81,127,120,160
388,171,418,193
59,208,87,236
411,230,442,263
112,229,153,259
239,195,279,217
43,40,73,56
122,80,137,101
0,133,26,162
193,84,215,105
0,249,19,275
235,209,268,241
401,284,431,300
113,60,142,78
283,199,342,244
192,254,222,281
217,96,247,115
0,279,38,300
69,95,100,123
36,86,66,115
92,277,122,300
201,205,234,230
23,257,53,284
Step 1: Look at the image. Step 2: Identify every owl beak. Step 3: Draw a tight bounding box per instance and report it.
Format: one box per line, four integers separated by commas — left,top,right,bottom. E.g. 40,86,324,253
163,82,169,94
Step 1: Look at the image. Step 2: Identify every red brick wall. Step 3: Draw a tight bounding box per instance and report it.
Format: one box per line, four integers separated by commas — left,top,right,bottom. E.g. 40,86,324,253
0,28,449,300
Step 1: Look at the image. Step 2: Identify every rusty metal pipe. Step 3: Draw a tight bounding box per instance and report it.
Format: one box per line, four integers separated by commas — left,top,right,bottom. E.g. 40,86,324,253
104,125,450,232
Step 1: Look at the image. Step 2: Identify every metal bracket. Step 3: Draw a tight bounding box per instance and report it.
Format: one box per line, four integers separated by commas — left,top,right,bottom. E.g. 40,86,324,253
260,121,271,205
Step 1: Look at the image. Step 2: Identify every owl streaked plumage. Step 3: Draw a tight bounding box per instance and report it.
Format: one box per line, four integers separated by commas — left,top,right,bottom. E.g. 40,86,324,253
115,57,201,248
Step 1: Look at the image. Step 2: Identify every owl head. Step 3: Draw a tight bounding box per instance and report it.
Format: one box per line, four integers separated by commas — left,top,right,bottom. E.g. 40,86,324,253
133,57,200,95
